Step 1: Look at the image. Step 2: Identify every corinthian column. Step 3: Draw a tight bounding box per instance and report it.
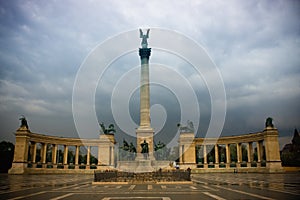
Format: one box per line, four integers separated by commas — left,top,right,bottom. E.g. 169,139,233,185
139,48,151,128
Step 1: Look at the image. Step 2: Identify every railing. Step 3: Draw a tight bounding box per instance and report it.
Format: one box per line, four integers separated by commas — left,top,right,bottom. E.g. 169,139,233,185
94,169,191,182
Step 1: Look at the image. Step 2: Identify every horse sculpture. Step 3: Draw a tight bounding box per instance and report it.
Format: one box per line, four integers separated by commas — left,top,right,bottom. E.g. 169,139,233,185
177,120,194,133
99,122,116,134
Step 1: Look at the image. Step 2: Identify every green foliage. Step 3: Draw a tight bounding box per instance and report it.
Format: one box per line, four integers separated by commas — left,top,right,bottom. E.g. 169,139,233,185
241,144,248,162
280,129,300,166
281,151,300,166
168,146,179,162
230,144,237,162
0,141,14,173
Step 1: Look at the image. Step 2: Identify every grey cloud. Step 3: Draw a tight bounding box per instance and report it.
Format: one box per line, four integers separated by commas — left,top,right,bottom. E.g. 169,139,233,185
0,0,299,145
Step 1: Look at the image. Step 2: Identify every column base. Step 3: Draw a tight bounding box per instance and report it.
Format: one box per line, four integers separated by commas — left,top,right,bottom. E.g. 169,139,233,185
266,161,284,172
8,162,27,174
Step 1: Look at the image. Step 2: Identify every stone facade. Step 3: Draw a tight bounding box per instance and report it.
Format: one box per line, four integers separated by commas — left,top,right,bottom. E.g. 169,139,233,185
9,126,116,174
179,126,284,173
9,124,284,174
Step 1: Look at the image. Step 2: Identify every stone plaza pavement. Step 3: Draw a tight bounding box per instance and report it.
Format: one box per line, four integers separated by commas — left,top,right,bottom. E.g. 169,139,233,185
0,173,299,200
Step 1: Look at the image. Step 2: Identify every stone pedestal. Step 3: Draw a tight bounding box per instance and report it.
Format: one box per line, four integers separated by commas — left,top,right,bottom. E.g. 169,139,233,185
263,127,284,172
179,132,196,168
136,128,155,160
9,126,30,174
135,160,154,173
98,134,116,166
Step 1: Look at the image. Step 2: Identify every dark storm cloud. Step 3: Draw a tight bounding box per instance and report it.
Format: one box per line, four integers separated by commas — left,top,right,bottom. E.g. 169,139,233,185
0,0,299,146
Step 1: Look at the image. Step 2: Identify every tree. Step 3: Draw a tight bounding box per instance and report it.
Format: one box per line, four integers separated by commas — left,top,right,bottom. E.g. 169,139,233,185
281,129,300,166
168,146,179,162
230,144,237,162
0,141,15,173
241,144,248,162
68,150,75,164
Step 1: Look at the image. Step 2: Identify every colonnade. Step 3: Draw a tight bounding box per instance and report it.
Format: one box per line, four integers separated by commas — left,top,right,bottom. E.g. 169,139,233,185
9,125,116,174
27,143,113,169
194,141,265,168
179,126,283,172
9,121,284,174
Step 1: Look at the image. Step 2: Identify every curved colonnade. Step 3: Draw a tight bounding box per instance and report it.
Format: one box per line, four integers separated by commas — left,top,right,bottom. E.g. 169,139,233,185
9,126,115,174
9,125,283,174
179,127,283,173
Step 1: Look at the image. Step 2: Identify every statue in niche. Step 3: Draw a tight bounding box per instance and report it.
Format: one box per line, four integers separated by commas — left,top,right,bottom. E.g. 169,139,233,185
99,122,116,134
177,120,194,133
19,115,28,129
141,140,149,159
139,28,150,48
265,117,274,128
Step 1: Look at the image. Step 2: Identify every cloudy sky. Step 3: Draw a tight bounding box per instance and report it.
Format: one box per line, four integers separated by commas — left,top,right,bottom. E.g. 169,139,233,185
0,0,299,148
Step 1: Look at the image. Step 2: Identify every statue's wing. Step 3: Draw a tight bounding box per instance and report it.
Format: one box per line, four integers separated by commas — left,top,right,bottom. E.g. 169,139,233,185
146,29,150,37
139,29,143,38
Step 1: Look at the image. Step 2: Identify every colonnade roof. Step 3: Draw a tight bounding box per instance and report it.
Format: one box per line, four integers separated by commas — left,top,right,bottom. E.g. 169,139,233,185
194,131,265,144
18,131,114,146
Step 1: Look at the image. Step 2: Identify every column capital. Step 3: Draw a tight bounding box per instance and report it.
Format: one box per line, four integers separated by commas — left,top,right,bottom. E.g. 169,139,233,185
139,48,151,59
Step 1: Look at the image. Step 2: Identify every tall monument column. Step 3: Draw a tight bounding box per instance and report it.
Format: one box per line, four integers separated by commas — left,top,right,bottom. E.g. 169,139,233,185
136,29,154,159
139,48,151,128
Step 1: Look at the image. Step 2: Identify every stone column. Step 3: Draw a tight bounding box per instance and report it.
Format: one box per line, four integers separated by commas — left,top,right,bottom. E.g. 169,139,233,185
86,146,90,169
247,142,253,167
214,144,219,168
110,146,114,166
97,145,101,166
75,145,79,169
136,47,155,161
42,143,47,167
237,143,242,167
256,141,261,167
32,142,37,163
226,144,231,168
179,145,184,163
52,144,57,166
42,143,47,163
63,145,68,168
203,145,208,168
139,48,151,128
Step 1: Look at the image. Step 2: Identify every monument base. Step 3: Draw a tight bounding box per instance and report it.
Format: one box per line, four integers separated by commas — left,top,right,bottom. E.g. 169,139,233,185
136,128,154,155
117,160,172,173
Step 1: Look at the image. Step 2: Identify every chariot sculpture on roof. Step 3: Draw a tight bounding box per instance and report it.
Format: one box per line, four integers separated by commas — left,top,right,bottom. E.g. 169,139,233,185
177,120,194,133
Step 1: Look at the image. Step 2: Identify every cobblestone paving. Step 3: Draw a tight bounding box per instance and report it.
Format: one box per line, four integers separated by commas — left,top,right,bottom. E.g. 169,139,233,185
0,173,299,200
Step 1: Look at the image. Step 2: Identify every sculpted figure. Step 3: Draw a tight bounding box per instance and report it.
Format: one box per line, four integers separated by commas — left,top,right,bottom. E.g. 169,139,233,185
129,142,137,153
139,29,150,48
99,122,116,134
19,115,28,129
265,117,274,128
177,120,194,133
141,140,149,154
